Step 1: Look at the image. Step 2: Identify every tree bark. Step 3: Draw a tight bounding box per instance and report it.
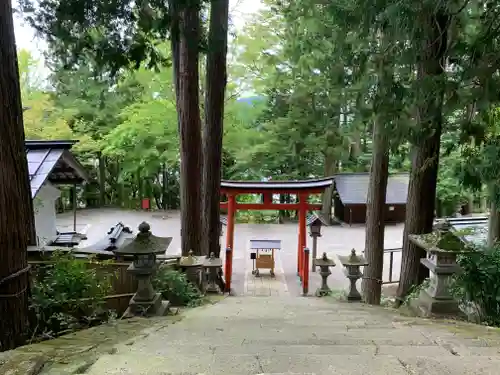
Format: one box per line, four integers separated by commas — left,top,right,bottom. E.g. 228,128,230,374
202,0,229,258
363,29,392,305
0,0,35,350
177,1,203,256
396,6,449,304
362,116,389,305
169,0,181,126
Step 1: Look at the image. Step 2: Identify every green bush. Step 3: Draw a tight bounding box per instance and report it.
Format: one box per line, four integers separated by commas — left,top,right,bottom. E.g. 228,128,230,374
452,245,500,325
152,267,203,307
29,252,114,340
403,278,430,306
236,210,279,223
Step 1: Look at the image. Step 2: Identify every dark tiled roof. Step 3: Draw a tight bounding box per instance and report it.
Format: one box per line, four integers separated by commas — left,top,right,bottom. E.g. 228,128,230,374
26,140,89,198
438,216,488,246
221,177,334,192
334,172,409,205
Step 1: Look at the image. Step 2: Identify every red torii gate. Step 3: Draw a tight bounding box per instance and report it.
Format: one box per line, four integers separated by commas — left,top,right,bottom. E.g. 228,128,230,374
220,177,334,293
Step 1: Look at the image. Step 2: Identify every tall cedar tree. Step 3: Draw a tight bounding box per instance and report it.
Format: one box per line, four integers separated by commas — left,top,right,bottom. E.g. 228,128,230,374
0,0,36,351
202,0,229,257
362,118,390,304
362,29,391,305
177,0,203,256
396,5,450,303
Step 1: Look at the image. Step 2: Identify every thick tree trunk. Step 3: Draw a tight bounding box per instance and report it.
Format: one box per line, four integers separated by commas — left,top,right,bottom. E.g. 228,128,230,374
177,1,203,256
202,0,229,258
0,0,35,350
169,0,181,124
98,153,106,206
362,116,389,305
396,7,449,304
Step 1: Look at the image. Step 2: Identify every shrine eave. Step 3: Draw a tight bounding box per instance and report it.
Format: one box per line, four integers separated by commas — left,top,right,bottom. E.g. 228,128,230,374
221,177,334,193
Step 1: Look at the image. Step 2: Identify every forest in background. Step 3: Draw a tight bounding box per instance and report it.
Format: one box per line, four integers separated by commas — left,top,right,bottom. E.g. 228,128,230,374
20,3,483,219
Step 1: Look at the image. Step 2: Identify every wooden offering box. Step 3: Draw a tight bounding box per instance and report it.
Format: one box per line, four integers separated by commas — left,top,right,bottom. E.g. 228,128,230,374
250,239,281,277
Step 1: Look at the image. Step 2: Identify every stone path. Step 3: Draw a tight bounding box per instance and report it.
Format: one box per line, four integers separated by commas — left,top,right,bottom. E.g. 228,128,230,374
82,296,500,375
243,249,289,297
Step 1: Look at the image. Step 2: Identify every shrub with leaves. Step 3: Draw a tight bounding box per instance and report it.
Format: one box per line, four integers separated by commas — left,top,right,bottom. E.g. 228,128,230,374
237,210,279,223
29,252,114,340
152,267,203,307
452,246,500,326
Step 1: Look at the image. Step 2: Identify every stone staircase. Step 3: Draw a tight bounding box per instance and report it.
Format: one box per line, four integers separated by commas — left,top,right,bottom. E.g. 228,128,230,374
83,296,500,375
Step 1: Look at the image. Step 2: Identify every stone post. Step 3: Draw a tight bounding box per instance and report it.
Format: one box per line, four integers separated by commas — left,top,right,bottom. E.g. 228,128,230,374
313,252,336,296
203,252,223,294
311,235,319,272
180,250,204,292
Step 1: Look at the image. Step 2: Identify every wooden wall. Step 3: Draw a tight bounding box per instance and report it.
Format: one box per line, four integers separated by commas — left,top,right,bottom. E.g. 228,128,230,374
333,199,406,225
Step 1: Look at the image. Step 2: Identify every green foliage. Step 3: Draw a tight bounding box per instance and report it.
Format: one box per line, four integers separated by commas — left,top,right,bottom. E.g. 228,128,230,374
18,0,500,223
437,150,471,216
103,98,179,173
152,267,203,307
29,252,114,340
402,278,430,306
453,246,500,326
236,211,279,224
19,0,170,74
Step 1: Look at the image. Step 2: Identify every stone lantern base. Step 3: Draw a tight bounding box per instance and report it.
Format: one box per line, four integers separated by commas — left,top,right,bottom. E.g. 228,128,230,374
410,258,466,318
123,293,170,319
410,289,464,318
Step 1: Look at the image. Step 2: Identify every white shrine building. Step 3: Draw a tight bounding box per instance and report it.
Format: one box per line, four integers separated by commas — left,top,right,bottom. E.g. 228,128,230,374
26,140,89,246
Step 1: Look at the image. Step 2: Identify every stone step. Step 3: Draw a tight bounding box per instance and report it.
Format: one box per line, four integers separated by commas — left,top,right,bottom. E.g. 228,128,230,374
82,353,500,375
117,343,454,358
128,326,435,347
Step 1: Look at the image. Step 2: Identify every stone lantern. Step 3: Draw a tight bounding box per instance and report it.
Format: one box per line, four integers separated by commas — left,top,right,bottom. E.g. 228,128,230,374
409,220,475,317
313,252,336,296
113,222,173,318
203,252,223,293
307,213,328,272
179,250,204,292
338,249,368,301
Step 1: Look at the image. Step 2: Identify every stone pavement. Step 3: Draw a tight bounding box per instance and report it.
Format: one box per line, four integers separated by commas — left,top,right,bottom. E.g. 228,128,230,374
82,295,500,375
58,208,403,295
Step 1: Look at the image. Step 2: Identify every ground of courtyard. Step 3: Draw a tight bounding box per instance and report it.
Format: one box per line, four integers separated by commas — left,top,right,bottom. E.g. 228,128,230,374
57,208,404,296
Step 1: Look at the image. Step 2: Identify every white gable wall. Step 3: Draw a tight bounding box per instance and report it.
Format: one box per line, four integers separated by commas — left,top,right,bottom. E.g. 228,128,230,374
33,182,61,246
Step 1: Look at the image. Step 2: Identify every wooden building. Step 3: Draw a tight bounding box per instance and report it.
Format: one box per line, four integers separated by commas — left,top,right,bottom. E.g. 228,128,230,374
333,172,409,225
